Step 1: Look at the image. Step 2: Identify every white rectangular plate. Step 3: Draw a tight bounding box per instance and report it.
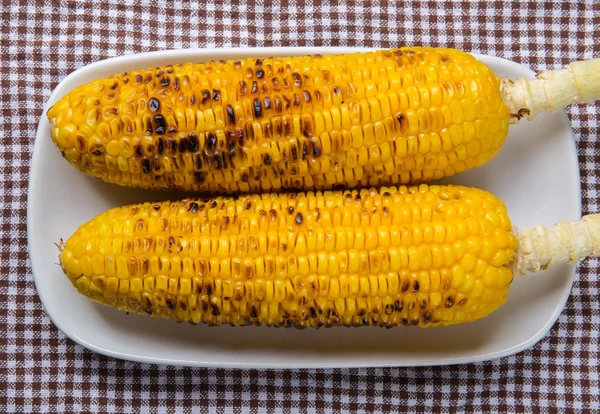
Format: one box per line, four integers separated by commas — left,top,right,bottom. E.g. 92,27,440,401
28,47,581,368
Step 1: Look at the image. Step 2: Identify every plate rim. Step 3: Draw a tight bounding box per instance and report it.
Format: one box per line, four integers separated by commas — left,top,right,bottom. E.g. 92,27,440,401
27,47,581,369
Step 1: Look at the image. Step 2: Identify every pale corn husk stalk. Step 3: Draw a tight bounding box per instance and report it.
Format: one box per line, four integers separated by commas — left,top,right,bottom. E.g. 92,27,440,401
501,58,600,123
512,214,600,276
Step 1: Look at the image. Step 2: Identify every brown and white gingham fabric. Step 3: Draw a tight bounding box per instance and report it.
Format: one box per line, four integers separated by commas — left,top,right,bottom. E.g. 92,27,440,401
1,1,599,412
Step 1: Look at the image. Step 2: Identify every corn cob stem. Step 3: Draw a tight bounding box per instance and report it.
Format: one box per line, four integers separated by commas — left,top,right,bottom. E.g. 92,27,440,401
501,58,600,122
512,214,600,276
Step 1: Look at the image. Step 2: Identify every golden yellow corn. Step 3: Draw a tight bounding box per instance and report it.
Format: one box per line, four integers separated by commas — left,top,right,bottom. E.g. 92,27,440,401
59,184,519,328
48,47,511,193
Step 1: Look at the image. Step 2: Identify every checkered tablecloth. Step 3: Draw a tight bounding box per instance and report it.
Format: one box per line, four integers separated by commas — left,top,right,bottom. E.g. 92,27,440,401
1,0,599,412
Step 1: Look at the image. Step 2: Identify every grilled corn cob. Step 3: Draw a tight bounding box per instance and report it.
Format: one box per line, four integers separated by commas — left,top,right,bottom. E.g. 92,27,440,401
48,47,600,193
58,185,600,328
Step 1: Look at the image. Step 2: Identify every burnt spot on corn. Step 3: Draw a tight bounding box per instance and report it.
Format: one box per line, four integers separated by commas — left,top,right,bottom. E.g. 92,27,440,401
166,299,175,310
214,152,222,169
160,77,170,86
142,159,151,173
178,138,189,153
263,154,272,165
292,73,302,87
253,98,262,118
446,296,455,308
189,202,199,213
188,132,199,152
385,304,394,315
201,90,211,105
153,204,161,210
206,132,216,149
148,98,160,112
291,146,298,161
264,97,272,111
168,137,177,152
173,77,180,91
413,281,420,292
256,69,264,79
157,137,165,154
226,105,235,125
302,90,311,104
251,81,258,94
154,115,166,134
135,74,143,83
295,213,303,224
238,80,247,96
194,171,205,183
212,89,221,102
241,173,249,183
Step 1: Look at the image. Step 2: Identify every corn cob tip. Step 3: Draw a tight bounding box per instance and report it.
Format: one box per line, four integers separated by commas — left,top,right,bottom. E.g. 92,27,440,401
501,57,600,123
512,213,600,276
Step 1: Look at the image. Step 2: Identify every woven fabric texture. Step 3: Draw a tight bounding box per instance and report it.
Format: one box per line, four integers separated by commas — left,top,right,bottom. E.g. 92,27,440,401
1,1,599,412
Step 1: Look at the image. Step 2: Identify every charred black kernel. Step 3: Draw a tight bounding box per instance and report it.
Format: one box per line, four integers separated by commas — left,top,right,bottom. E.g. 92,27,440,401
206,132,216,149
251,81,258,94
395,300,403,312
194,171,205,183
144,74,152,83
214,152,222,169
423,312,432,323
188,132,199,151
313,144,322,157
332,86,341,96
212,89,221,102
402,280,410,292
309,307,317,318
263,154,272,165
295,213,303,224
355,194,361,201
293,93,300,107
291,146,298,161
250,306,258,318
141,159,151,173
178,138,188,152
135,74,143,82
156,138,164,154
385,304,394,315
160,77,170,86
166,299,175,310
152,158,160,171
253,98,262,118
146,119,153,134
256,69,264,79
302,142,308,160
292,72,302,87
168,236,175,246
173,77,180,90
420,299,427,309
221,151,228,169
148,97,160,112
282,94,291,109
168,137,178,152
190,94,196,105
189,202,199,213
255,58,263,66
211,304,220,316
302,90,311,103
241,173,249,182
274,96,282,112
445,296,455,308
153,204,161,210
226,105,235,125
205,283,212,295
239,80,247,95
154,115,166,134
263,97,272,111
123,78,129,84
413,281,420,292
287,206,295,214
195,154,203,170
201,90,211,104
